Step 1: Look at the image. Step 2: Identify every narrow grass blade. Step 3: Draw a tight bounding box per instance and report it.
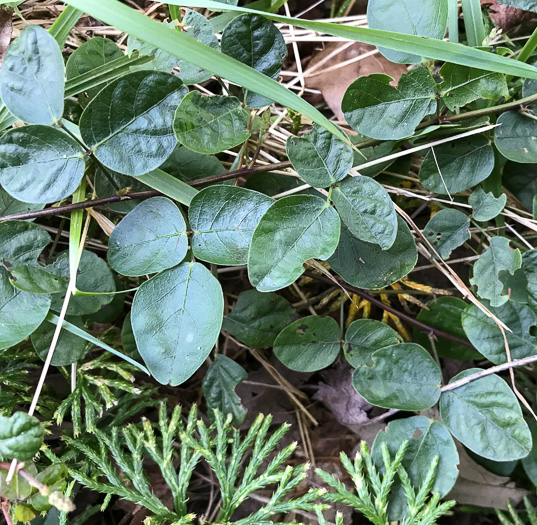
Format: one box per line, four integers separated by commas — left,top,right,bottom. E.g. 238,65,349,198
448,0,459,43
61,0,350,143
461,0,486,47
135,169,199,206
175,0,537,80
49,5,83,47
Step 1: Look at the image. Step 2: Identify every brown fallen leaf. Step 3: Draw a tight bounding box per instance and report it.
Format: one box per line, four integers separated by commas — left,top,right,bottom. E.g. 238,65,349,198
305,42,407,121
482,0,534,30
0,7,12,73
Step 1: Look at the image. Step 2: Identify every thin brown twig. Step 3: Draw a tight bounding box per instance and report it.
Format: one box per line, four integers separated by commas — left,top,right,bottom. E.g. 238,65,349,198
303,271,474,348
0,161,293,223
1,505,13,525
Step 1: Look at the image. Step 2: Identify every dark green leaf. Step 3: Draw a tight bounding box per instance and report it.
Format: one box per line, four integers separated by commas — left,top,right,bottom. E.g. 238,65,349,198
419,136,494,194
131,261,223,385
329,217,417,290
0,25,64,125
372,416,459,520
495,111,537,164
108,197,188,276
439,63,509,111
121,312,140,359
342,68,437,140
331,175,397,250
222,289,296,348
470,187,507,221
173,92,251,154
470,237,521,307
503,161,537,209
202,354,247,424
80,70,188,175
366,0,448,64
352,343,442,410
159,145,225,182
0,187,44,217
8,264,67,295
0,412,44,461
221,13,286,107
273,315,340,372
0,269,50,350
286,125,353,188
31,317,86,366
51,250,116,316
189,185,273,265
462,300,537,364
94,167,149,213
0,220,50,265
414,297,478,361
522,421,537,486
248,195,341,292
440,369,532,461
65,36,123,104
0,125,86,204
422,209,470,260
344,319,401,367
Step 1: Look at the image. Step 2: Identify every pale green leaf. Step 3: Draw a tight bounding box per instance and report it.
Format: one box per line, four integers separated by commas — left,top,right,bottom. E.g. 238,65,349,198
422,209,470,260
470,187,507,221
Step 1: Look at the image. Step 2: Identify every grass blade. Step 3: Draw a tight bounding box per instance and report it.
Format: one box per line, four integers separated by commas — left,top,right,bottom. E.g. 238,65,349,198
448,0,459,43
461,0,486,46
49,5,83,47
135,169,199,206
175,0,537,80
62,0,350,143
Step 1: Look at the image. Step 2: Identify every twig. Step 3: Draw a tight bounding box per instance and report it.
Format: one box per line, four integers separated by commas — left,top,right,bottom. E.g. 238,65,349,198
0,161,293,223
1,505,13,525
303,271,474,348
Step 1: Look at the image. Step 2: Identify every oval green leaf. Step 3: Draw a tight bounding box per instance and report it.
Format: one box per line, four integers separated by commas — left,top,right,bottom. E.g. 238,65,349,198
422,209,470,260
248,195,341,292
440,369,532,461
495,111,537,164
80,70,188,175
131,261,224,386
189,185,273,266
0,412,44,461
0,126,86,204
332,175,397,250
0,25,64,125
174,92,251,154
274,315,340,372
286,125,353,188
352,342,442,410
329,217,417,290
470,187,507,222
108,197,188,276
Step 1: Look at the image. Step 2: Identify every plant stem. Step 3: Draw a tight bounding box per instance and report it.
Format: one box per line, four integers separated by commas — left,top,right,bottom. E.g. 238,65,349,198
303,271,474,348
1,505,13,525
0,161,292,223
517,26,537,65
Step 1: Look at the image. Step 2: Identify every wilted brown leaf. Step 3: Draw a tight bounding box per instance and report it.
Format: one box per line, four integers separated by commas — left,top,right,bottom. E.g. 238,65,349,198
482,0,533,30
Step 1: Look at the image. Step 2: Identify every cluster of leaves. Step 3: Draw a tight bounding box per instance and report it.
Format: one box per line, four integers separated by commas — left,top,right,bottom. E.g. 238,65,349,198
2,0,537,522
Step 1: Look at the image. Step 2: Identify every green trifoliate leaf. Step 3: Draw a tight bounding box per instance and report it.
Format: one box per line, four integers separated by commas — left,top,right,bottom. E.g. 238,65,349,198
108,197,188,277
273,316,340,372
367,0,448,63
331,175,397,250
0,25,64,125
51,250,116,316
470,237,522,307
342,68,437,140
462,300,537,364
415,297,477,361
352,342,442,411
0,220,50,265
222,289,296,348
440,369,532,461
66,36,123,105
495,111,537,163
221,14,287,107
80,70,188,175
0,412,44,461
248,195,341,292
174,92,251,154
0,125,86,204
422,209,470,260
470,187,507,221
160,145,225,182
189,185,273,265
286,125,353,188
372,417,459,521
439,63,509,111
497,0,537,11
419,136,494,195
202,354,247,424
0,187,44,217
31,317,86,366
132,261,223,385
0,269,50,350
344,319,401,367
329,218,417,290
